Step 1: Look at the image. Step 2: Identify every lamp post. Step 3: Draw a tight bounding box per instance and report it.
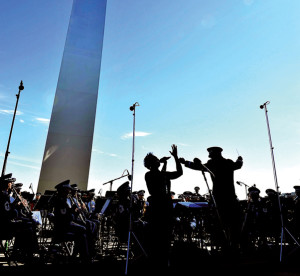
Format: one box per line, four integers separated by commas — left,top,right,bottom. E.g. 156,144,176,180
1,80,24,176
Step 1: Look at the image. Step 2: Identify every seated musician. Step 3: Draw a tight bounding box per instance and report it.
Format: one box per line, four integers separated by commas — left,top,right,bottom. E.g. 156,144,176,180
30,192,42,211
52,180,91,263
240,185,266,249
264,188,281,238
85,189,101,222
291,186,300,238
70,184,98,257
85,189,96,214
0,173,38,263
132,189,147,221
11,183,32,220
114,181,131,243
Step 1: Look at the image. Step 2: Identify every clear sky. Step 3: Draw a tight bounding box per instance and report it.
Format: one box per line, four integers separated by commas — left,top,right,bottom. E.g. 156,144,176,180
0,0,299,200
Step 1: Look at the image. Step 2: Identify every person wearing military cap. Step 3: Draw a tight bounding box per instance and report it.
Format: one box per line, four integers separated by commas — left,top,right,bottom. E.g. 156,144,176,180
194,186,200,195
0,173,16,183
179,146,243,255
114,181,133,243
0,174,38,263
248,185,261,199
294,186,300,192
52,180,92,262
30,192,42,211
11,182,32,219
137,189,145,196
291,186,300,238
69,183,98,257
240,184,267,252
54,179,72,190
266,188,276,194
264,187,281,241
85,188,101,227
85,189,96,214
133,189,147,220
0,173,17,225
191,186,205,202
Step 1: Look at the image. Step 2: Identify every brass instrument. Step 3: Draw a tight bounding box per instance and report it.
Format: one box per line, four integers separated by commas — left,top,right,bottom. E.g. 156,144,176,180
11,185,32,216
68,194,86,225
78,194,89,216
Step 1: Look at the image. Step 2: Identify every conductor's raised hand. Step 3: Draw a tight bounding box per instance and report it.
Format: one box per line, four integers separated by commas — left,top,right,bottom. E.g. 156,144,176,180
170,144,178,158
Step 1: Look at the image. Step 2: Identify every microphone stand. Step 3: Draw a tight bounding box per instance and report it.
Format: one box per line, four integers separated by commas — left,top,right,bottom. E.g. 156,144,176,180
260,101,300,262
125,102,147,275
102,169,130,191
237,181,249,200
1,81,24,176
201,164,229,245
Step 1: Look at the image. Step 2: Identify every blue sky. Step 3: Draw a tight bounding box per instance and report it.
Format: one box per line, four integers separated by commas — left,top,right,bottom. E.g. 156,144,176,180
0,0,300,200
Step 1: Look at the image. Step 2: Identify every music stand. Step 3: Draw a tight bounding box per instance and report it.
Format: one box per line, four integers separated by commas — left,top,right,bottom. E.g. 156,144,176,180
260,101,300,262
33,195,51,211
125,102,147,275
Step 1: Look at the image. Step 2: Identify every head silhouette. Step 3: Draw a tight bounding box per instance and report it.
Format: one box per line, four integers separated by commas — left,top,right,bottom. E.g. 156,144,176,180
207,147,223,159
144,152,160,170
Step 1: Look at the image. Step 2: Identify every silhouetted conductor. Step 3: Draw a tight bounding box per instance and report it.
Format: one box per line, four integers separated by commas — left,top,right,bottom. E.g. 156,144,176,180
179,146,243,253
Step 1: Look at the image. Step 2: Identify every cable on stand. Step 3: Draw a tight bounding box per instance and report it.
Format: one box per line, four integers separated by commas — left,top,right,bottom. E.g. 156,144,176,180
125,102,147,275
260,101,300,262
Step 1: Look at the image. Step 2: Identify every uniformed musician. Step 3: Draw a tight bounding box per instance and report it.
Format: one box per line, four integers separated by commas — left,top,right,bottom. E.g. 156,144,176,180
291,186,300,239
0,173,38,263
264,188,281,240
240,186,266,252
52,180,91,263
70,184,98,257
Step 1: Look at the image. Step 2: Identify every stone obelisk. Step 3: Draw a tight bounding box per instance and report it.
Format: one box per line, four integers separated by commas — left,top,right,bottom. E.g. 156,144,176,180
38,0,107,193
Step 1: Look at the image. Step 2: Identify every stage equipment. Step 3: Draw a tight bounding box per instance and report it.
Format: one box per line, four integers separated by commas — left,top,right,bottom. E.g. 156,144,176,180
236,181,249,199
200,163,229,243
102,169,130,191
125,102,147,275
1,81,24,176
260,101,300,262
11,183,32,216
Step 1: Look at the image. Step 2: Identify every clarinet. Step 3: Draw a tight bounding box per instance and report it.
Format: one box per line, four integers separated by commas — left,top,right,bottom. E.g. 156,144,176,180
11,185,32,216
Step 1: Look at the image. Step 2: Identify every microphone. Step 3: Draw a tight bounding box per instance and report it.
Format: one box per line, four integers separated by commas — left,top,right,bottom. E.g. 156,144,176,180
260,101,270,109
125,169,131,181
236,181,242,186
129,102,139,111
